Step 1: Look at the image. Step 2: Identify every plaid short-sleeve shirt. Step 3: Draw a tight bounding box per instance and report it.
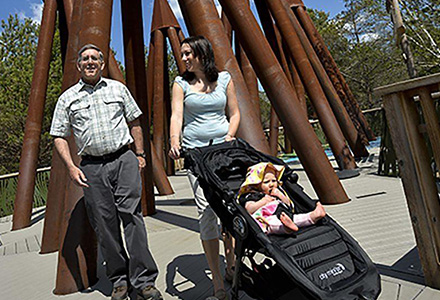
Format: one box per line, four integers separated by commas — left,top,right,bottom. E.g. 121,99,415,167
50,77,142,156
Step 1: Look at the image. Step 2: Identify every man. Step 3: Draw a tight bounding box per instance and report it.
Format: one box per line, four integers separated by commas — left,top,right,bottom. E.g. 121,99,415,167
50,44,162,300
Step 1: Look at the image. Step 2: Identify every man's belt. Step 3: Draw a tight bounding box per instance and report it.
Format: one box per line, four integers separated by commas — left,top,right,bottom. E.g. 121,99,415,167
81,145,129,162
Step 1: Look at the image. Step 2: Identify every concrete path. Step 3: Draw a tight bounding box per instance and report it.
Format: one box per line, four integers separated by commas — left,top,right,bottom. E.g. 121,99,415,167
1,147,439,299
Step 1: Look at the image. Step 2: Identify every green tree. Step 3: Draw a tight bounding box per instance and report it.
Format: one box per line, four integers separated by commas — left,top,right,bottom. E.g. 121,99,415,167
309,1,408,109
398,0,440,75
0,15,62,174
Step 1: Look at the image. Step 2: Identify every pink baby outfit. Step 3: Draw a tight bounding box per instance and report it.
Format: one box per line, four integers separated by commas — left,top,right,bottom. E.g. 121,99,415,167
239,162,314,235
252,200,314,234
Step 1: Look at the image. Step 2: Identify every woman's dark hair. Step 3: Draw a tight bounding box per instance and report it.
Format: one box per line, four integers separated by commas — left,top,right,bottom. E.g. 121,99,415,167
181,36,219,82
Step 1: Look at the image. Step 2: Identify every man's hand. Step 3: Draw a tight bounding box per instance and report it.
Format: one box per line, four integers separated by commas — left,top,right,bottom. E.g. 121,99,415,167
68,165,89,187
137,156,146,171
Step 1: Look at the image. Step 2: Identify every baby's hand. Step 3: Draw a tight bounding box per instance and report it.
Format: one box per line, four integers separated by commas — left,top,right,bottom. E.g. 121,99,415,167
262,195,275,202
270,188,282,198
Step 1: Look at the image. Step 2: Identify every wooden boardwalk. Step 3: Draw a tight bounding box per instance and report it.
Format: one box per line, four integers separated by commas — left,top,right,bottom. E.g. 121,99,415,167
1,147,440,299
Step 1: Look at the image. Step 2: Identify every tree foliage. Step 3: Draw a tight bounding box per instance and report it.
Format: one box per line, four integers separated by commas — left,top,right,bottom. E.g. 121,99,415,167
399,0,440,75
308,0,440,110
309,1,407,110
0,15,62,174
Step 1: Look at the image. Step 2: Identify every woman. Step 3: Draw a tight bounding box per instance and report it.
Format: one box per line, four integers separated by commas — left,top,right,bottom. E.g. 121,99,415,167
169,36,240,300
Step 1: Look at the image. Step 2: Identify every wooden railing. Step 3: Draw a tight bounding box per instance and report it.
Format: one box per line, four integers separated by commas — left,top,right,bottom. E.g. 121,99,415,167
375,73,440,289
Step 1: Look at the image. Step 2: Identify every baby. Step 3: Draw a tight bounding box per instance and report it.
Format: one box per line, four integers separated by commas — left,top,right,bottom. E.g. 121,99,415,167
238,162,326,234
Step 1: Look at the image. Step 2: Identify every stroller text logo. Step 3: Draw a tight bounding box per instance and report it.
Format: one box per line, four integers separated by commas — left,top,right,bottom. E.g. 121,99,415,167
319,263,346,280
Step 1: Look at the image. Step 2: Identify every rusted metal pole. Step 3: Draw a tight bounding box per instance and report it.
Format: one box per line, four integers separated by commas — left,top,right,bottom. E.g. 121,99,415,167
108,53,125,83
221,11,233,44
178,30,185,42
269,108,279,156
121,0,158,216
177,0,270,154
295,5,375,141
54,0,114,294
40,0,81,255
167,27,186,74
265,0,356,170
12,0,57,230
58,0,68,65
152,29,165,167
235,42,260,118
146,40,174,194
163,48,174,176
288,50,307,112
281,1,369,158
219,0,349,204
147,42,155,112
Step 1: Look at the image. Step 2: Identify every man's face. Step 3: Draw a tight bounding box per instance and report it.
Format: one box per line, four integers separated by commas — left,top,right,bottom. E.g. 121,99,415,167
77,48,105,85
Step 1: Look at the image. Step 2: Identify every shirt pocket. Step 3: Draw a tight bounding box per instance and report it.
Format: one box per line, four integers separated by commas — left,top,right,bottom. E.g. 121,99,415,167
69,98,90,125
102,98,124,119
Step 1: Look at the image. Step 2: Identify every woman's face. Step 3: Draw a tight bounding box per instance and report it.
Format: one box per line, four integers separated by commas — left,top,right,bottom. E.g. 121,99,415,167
260,169,278,194
181,43,203,73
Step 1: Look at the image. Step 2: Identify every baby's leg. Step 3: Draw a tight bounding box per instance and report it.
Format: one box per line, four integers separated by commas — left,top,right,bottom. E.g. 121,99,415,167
293,202,326,228
280,212,298,232
310,202,326,223
264,215,297,234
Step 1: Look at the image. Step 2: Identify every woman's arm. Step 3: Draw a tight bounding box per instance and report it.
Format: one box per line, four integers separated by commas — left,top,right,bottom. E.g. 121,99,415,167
225,79,240,141
169,83,184,159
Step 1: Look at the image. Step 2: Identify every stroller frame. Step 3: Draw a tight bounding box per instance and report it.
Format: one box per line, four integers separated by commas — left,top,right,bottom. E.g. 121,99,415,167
184,139,381,300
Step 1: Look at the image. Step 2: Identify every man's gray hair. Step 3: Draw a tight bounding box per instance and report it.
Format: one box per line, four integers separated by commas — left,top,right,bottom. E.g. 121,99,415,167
77,44,104,63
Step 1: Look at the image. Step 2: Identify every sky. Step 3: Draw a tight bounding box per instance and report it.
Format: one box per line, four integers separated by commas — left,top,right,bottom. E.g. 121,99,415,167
0,0,346,63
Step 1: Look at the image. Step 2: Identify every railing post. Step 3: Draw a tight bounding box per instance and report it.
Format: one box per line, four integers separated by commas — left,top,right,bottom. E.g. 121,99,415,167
376,74,440,289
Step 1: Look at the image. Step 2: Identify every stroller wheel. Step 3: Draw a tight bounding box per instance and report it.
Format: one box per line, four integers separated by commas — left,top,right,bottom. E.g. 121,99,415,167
233,215,248,239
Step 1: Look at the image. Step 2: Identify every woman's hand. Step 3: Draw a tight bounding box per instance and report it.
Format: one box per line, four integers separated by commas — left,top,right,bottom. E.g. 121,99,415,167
169,143,181,160
225,133,235,142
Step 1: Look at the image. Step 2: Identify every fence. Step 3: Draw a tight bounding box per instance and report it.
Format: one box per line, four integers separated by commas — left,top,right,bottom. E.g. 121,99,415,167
375,73,440,289
0,167,50,218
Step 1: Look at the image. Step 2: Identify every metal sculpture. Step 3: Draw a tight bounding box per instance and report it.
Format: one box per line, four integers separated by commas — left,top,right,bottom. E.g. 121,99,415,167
12,0,376,294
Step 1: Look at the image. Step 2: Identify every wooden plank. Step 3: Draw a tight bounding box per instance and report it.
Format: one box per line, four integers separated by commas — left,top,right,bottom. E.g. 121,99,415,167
15,239,27,254
383,92,440,288
3,243,15,255
26,235,41,252
417,87,440,172
374,73,440,97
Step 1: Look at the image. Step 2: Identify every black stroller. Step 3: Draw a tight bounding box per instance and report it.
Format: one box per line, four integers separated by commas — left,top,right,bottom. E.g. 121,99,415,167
184,139,381,300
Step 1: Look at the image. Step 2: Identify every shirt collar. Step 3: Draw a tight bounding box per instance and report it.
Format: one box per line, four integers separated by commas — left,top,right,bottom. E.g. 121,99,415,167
78,77,107,91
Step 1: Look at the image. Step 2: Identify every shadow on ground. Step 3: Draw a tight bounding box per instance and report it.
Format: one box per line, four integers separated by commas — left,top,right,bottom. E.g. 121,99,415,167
376,247,425,285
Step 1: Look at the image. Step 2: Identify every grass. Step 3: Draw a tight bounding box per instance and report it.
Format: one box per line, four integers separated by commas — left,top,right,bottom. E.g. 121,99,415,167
0,168,50,218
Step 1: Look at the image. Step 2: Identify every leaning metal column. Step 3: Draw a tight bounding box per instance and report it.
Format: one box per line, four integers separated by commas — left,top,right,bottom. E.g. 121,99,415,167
281,0,369,158
121,0,158,215
54,0,114,294
265,0,356,170
295,4,375,141
40,0,81,255
219,0,349,204
178,0,270,154
152,29,166,167
12,0,57,230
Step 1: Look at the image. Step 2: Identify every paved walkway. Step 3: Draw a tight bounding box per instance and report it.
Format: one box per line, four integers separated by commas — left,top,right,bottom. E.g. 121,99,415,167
1,147,440,299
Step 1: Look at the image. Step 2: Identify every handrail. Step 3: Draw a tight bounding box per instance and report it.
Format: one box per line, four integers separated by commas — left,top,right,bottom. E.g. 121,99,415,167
375,73,440,289
0,167,51,180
